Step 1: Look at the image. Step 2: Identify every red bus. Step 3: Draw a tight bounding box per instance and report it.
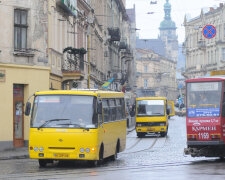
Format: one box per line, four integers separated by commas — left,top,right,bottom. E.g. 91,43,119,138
184,76,225,157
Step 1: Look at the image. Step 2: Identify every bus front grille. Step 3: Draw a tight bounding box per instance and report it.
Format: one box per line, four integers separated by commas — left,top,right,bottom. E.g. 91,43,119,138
48,147,75,150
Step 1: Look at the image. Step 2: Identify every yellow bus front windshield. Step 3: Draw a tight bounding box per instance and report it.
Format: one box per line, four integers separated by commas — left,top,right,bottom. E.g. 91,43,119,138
31,95,98,129
137,99,165,117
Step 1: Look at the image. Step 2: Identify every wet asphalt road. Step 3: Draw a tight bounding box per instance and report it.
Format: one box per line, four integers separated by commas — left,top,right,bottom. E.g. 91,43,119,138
1,116,225,180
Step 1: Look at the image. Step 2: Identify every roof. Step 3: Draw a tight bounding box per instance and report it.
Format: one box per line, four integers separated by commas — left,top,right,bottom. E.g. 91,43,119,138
126,6,136,23
136,38,166,57
35,90,124,97
136,97,167,100
186,76,225,83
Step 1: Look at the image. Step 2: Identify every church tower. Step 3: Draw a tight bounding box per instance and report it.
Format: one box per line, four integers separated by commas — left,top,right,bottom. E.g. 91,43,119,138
159,0,178,62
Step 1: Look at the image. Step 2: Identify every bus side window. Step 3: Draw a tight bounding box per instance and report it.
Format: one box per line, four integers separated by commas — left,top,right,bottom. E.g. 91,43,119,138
103,99,109,123
222,92,225,117
98,99,103,126
121,98,126,119
109,99,117,121
116,99,122,120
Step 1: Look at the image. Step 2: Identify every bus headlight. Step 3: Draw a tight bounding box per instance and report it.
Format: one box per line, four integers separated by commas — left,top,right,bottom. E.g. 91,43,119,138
86,148,90,153
80,148,85,153
39,147,44,152
136,123,142,127
34,147,38,152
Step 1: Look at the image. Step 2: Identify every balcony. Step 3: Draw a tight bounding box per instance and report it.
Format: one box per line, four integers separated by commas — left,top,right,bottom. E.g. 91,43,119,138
216,40,225,45
108,27,121,42
197,40,206,50
62,47,86,82
119,41,128,50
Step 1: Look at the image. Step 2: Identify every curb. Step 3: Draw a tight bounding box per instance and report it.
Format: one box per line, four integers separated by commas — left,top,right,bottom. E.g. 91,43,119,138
0,128,136,160
0,154,29,161
127,127,135,134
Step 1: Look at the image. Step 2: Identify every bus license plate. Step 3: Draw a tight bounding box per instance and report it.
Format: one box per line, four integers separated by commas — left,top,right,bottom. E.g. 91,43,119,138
54,153,69,158
147,128,155,131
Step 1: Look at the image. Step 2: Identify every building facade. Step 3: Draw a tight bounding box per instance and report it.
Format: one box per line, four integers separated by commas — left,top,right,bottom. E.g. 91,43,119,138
136,49,177,100
0,0,135,150
0,0,50,150
159,0,178,63
183,3,225,79
135,0,178,100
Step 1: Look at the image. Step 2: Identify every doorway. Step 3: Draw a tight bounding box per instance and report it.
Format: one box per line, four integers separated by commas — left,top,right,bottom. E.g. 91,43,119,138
13,84,24,147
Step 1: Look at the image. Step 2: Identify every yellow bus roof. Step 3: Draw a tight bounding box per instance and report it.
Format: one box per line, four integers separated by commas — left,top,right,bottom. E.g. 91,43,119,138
136,97,167,100
35,90,124,98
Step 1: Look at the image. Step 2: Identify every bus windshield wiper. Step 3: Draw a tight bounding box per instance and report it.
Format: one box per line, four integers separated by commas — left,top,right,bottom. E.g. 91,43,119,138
38,119,70,130
58,123,90,131
153,113,163,115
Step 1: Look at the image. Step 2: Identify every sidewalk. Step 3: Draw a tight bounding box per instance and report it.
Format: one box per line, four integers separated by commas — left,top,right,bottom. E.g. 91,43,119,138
0,126,135,161
0,147,29,161
127,124,135,134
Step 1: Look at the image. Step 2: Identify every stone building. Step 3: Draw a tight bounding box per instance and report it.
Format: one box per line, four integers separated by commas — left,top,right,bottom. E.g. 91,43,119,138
159,0,178,62
183,3,225,79
0,0,49,150
136,49,177,100
0,0,135,150
135,0,178,100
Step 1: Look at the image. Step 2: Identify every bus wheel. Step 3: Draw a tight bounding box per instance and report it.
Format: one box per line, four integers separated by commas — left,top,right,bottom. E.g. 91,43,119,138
39,159,47,167
137,132,145,138
112,141,119,161
88,160,98,167
160,132,167,137
97,145,104,165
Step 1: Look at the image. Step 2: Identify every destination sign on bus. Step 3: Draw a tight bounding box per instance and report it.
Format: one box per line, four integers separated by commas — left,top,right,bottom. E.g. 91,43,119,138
191,82,219,91
138,100,164,105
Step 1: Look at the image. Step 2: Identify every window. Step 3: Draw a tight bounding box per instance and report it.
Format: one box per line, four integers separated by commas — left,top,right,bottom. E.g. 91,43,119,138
14,9,28,51
224,23,225,37
103,99,109,123
144,79,148,89
109,99,117,121
222,48,225,61
144,65,148,73
116,98,122,120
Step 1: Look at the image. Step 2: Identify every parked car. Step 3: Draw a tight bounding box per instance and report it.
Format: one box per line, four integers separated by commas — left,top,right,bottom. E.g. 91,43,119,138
178,107,186,116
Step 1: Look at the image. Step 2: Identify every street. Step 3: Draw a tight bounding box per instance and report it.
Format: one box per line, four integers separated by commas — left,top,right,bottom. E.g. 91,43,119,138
1,116,225,180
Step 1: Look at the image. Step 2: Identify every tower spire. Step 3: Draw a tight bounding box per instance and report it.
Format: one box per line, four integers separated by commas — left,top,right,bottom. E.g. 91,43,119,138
164,0,171,20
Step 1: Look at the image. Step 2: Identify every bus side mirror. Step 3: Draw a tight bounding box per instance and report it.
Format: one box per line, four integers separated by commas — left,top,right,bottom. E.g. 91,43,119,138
166,109,170,115
25,102,31,116
97,102,102,114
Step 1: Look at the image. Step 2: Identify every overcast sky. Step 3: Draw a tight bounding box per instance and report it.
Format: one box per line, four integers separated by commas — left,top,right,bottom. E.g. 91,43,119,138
126,0,223,43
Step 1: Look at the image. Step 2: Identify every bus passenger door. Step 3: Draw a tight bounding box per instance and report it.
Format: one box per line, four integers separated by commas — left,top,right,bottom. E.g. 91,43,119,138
168,101,175,117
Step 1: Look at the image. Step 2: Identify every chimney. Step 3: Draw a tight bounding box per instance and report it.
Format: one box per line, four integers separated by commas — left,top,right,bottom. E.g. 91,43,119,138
220,3,223,8
210,7,214,12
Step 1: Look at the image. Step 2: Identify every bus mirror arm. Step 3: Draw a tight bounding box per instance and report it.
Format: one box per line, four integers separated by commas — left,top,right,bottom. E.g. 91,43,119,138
166,109,170,115
25,93,34,116
25,102,31,116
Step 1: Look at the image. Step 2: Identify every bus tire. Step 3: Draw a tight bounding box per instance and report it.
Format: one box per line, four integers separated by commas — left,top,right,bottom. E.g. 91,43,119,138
160,132,167,137
137,132,145,138
112,140,120,161
39,159,47,167
97,145,104,165
88,160,98,167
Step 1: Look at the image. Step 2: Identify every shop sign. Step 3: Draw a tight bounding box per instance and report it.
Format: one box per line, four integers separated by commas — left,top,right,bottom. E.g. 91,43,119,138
61,0,77,16
0,70,5,82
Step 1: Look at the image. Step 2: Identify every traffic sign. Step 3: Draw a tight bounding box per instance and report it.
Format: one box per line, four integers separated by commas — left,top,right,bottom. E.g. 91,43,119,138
203,25,216,39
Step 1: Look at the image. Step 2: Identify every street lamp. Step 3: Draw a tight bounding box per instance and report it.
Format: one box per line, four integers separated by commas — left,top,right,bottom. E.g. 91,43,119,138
147,12,155,15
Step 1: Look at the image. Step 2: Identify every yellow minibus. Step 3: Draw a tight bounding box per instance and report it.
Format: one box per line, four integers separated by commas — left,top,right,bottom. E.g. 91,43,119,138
25,90,127,167
135,97,174,137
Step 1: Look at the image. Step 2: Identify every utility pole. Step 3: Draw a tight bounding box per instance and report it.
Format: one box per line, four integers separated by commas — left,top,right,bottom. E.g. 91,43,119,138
87,24,90,89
